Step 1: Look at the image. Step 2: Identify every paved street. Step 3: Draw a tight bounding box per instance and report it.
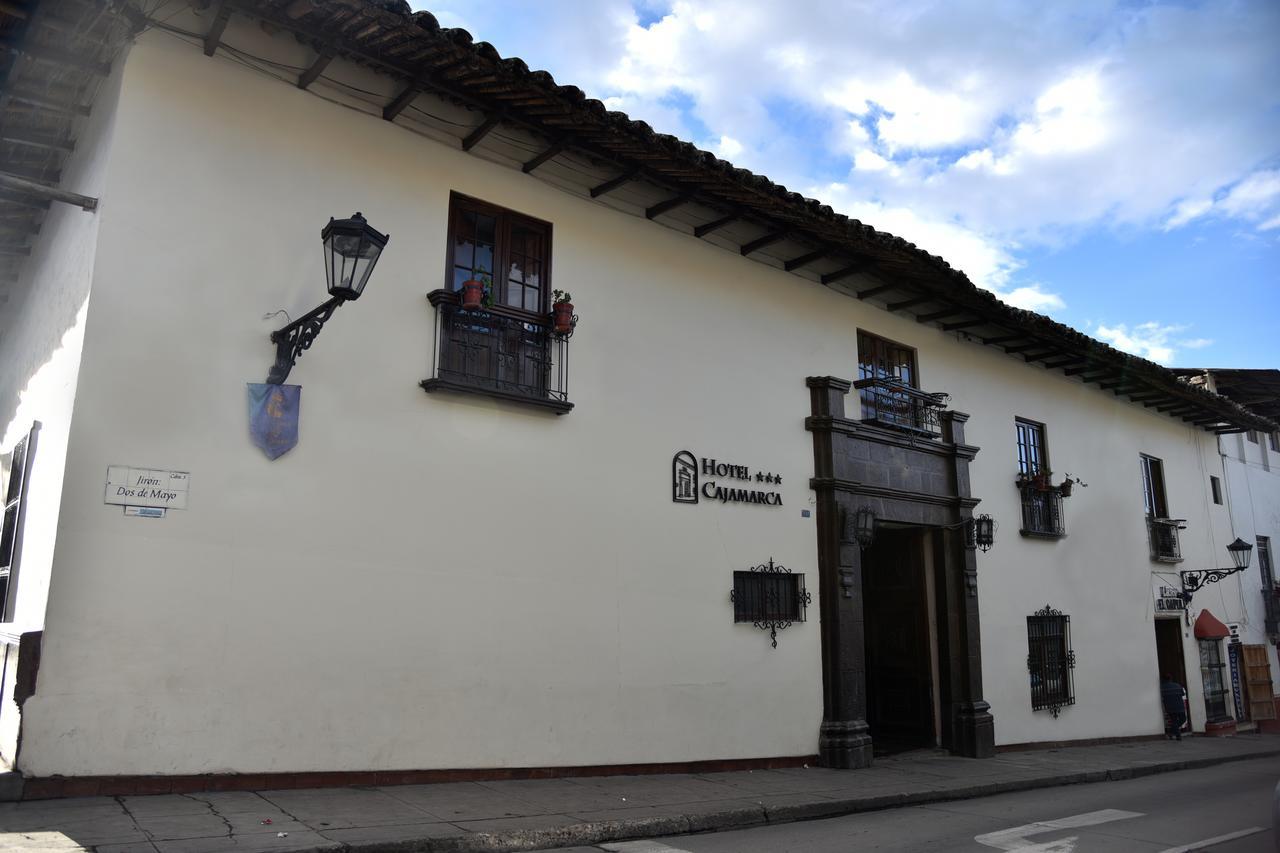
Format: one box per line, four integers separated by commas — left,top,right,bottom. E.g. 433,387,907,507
567,758,1278,853
0,737,1275,852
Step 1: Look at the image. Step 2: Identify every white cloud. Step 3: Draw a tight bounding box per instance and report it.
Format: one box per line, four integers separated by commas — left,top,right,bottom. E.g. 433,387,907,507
1094,322,1213,365
1163,170,1280,231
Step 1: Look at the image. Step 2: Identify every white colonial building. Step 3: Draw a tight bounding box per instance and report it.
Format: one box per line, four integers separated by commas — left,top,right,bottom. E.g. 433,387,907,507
0,0,1273,796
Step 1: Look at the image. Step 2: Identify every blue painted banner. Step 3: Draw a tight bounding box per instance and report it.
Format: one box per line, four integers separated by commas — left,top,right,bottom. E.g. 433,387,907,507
247,383,300,460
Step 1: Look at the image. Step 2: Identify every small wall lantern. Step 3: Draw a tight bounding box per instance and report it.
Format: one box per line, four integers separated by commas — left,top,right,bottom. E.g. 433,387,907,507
266,212,390,384
1181,537,1254,604
853,506,876,549
972,514,996,552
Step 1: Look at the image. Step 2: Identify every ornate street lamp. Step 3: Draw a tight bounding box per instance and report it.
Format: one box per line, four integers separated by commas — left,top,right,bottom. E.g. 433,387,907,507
1180,538,1254,604
266,212,389,384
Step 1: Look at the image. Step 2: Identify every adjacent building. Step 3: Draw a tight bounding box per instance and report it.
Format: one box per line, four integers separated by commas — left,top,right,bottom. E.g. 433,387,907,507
0,0,1274,795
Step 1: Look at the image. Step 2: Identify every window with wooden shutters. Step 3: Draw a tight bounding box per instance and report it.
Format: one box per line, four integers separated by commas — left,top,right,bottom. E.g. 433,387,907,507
0,425,36,623
1141,454,1181,562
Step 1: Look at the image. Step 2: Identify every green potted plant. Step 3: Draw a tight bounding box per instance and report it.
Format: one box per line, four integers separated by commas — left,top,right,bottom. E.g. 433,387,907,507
551,289,575,334
460,267,490,310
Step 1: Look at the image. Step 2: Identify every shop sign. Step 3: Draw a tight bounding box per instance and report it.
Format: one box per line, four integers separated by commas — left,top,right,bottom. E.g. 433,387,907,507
672,450,783,507
105,466,189,510
1154,585,1185,612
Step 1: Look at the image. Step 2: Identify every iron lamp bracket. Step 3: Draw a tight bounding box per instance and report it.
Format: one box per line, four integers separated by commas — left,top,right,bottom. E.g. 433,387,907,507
1180,566,1246,604
266,295,345,385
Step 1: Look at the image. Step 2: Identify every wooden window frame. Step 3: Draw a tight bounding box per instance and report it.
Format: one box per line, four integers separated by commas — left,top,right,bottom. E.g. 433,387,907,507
1140,453,1169,518
445,192,553,321
1015,418,1049,477
0,423,38,623
856,330,920,388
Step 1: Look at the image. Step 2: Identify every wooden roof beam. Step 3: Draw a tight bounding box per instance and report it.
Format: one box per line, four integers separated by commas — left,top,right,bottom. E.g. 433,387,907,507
783,248,829,272
589,168,639,198
1040,355,1086,370
0,38,112,76
917,308,963,323
203,1,232,56
645,193,692,220
1126,392,1166,402
942,318,985,332
821,261,872,285
693,213,737,237
0,128,74,153
0,170,95,211
460,112,503,151
383,83,422,120
887,295,931,312
3,89,91,117
740,229,788,256
982,334,1025,345
522,139,568,174
0,189,48,209
855,283,896,300
297,49,334,90
1003,342,1045,355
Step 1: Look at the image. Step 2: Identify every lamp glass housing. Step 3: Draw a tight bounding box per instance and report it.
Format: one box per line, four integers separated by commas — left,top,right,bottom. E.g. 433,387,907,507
322,211,389,301
1227,537,1253,570
974,514,995,552
853,506,876,548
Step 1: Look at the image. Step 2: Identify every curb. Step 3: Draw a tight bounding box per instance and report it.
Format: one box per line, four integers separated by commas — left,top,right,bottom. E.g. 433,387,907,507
281,746,1280,853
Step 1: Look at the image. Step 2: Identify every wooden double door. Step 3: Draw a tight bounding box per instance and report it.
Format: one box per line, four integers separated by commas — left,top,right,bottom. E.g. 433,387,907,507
863,528,937,754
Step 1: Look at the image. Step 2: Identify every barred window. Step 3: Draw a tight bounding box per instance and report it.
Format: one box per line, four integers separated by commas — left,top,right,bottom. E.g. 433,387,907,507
1027,606,1075,717
0,424,36,623
730,559,810,649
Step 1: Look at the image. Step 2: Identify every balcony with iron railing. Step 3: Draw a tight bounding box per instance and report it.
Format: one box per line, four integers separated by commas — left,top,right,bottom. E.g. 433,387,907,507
1147,516,1185,563
1018,481,1065,538
852,377,950,439
421,290,573,414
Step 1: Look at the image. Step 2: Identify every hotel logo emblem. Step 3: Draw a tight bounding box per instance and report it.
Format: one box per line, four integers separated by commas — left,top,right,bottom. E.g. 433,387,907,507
672,450,698,504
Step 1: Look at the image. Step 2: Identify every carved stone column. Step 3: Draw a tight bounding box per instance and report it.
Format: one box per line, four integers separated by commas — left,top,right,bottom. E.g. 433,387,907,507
941,410,995,758
807,376,874,768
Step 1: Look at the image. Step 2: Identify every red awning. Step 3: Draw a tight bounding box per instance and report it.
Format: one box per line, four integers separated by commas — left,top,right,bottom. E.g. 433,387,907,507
1194,609,1230,639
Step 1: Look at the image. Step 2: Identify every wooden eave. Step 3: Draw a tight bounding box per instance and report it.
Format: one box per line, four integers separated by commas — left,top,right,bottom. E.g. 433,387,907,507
49,0,1272,435
0,0,135,310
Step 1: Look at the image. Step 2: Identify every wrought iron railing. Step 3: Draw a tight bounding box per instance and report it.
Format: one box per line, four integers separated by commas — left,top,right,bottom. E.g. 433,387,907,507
1027,605,1075,718
422,290,572,413
852,377,949,438
1018,483,1065,537
1263,587,1280,636
1147,517,1184,563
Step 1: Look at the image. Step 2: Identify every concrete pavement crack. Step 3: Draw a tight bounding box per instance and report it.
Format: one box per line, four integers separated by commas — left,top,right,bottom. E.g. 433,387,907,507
112,794,152,842
181,793,235,838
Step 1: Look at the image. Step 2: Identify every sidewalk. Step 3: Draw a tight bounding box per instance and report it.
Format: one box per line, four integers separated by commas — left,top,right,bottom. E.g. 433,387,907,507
1,735,1277,853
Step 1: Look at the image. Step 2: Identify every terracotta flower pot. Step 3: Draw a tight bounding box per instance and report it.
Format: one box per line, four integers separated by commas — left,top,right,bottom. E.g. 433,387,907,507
1059,480,1073,497
460,279,485,310
552,301,575,334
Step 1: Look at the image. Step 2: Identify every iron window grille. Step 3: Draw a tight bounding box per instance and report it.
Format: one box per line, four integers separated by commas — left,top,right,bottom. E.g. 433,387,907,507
1263,587,1280,637
1198,639,1230,722
730,558,810,648
1147,517,1184,563
1027,605,1075,717
851,377,948,438
1018,483,1065,538
423,291,572,414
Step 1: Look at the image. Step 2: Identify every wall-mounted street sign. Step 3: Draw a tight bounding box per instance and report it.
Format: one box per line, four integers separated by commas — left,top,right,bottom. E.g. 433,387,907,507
672,450,783,507
105,466,189,511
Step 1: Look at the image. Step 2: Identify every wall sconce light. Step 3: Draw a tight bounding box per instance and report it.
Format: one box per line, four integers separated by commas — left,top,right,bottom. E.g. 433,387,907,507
266,212,390,384
852,506,877,549
1181,537,1254,604
971,514,996,552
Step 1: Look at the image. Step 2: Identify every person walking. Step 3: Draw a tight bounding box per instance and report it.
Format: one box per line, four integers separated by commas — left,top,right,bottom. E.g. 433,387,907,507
1161,673,1187,740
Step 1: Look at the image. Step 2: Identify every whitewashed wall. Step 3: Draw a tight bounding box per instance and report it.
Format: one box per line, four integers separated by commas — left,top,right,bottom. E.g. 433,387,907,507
1219,431,1280,695
14,19,1239,776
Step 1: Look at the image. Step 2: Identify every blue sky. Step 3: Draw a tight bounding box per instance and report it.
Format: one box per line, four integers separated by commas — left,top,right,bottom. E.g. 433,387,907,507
422,0,1279,368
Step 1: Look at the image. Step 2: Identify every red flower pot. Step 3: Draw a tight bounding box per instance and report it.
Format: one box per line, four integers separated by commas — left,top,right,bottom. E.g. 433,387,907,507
552,301,575,334
460,279,485,310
